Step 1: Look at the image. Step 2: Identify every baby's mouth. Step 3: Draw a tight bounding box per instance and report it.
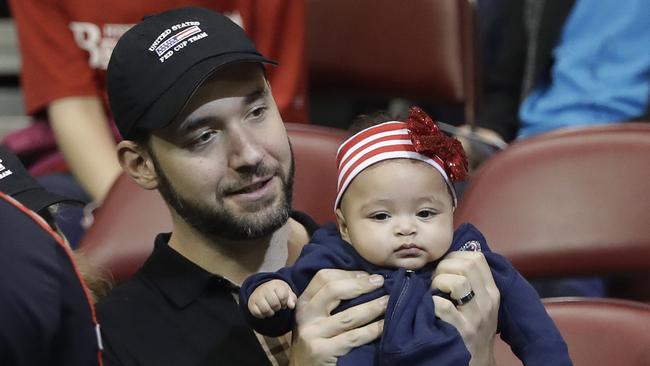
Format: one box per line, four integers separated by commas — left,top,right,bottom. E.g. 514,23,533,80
394,243,424,257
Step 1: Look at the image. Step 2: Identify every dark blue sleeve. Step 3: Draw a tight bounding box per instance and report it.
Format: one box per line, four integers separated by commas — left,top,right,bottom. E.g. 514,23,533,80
0,198,100,366
453,224,572,365
488,255,572,365
239,269,297,337
239,225,353,337
0,200,62,365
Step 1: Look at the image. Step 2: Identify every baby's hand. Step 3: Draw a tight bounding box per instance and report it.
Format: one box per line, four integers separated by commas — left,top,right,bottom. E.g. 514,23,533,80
248,279,298,319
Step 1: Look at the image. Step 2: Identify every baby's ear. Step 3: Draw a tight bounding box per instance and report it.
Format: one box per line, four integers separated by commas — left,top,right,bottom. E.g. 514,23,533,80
335,208,351,242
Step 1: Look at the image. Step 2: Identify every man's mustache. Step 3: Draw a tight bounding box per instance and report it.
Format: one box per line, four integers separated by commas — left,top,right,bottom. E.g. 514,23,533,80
219,162,282,194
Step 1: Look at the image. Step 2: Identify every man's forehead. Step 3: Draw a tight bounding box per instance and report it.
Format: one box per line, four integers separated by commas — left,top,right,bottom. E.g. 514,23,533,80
167,65,269,129
190,64,266,101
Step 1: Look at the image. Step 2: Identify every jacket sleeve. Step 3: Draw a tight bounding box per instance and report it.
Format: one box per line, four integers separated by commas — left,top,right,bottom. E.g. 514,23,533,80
239,226,347,337
452,223,572,365
486,253,572,365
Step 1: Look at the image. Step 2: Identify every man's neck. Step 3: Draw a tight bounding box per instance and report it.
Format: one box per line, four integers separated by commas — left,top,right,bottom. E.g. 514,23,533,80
166,218,291,285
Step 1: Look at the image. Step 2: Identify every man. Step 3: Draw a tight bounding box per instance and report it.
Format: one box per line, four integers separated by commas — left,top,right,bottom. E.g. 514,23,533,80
98,7,500,365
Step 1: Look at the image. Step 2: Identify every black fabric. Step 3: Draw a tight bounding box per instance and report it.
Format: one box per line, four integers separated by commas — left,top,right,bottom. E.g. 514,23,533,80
97,234,271,366
107,7,276,138
289,209,320,236
0,195,99,366
477,0,576,141
97,211,316,366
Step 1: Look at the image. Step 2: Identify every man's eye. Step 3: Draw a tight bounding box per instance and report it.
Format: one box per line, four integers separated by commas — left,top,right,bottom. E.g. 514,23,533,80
370,212,390,221
249,106,267,119
416,209,436,219
194,130,218,145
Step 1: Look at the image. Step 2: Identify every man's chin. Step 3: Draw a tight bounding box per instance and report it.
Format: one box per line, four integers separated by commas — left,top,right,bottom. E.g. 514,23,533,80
224,187,284,214
215,197,290,238
217,209,290,241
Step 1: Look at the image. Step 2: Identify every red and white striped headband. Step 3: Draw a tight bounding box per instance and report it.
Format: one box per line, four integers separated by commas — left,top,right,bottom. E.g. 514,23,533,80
334,106,468,210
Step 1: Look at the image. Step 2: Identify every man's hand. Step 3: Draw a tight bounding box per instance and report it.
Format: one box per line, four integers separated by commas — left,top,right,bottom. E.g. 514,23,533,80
289,269,388,365
432,251,500,366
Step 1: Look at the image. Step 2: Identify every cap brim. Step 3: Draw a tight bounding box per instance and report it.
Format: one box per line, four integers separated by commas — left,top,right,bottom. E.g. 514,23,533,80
14,188,84,213
132,53,276,137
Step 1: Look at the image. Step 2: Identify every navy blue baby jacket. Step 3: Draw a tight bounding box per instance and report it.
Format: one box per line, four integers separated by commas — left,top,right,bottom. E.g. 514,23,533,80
240,223,571,365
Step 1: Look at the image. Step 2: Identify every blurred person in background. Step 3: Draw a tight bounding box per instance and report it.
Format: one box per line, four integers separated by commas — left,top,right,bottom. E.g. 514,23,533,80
462,0,649,165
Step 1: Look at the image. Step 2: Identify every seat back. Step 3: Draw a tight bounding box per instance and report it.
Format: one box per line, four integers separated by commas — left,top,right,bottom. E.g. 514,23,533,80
306,0,479,123
454,123,650,278
78,173,170,282
79,123,347,283
286,123,349,225
494,298,650,366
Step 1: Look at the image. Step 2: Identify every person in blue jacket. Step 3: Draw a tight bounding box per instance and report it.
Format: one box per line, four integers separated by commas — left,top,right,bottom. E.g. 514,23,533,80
240,106,571,365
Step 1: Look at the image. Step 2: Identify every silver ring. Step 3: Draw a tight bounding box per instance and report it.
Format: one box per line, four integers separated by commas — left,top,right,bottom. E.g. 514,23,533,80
454,289,475,306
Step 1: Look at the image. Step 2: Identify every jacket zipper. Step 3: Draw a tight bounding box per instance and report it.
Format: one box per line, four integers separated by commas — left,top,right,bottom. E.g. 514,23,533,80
378,269,414,365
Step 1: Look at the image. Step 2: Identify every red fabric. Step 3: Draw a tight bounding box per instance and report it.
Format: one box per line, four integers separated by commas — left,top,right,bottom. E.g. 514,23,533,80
405,106,468,182
9,0,308,123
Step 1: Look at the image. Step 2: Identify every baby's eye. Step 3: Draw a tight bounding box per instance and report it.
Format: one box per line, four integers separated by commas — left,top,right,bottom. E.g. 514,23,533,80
416,209,437,219
370,212,390,221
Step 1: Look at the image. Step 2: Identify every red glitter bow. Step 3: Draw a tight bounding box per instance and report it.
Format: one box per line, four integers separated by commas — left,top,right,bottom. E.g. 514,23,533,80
405,106,468,182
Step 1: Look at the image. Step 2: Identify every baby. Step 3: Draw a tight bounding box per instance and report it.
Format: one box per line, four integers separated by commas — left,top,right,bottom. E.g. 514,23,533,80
240,107,571,365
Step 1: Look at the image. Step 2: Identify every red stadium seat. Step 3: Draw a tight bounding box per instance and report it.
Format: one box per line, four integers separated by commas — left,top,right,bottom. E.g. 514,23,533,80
494,298,650,366
454,123,650,298
79,123,347,283
306,0,479,124
78,173,169,283
285,123,349,225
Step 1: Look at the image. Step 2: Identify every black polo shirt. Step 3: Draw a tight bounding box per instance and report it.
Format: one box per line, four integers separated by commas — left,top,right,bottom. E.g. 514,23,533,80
97,212,318,366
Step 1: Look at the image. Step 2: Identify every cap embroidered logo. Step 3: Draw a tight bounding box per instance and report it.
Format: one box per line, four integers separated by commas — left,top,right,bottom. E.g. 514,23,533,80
151,21,209,63
0,159,13,180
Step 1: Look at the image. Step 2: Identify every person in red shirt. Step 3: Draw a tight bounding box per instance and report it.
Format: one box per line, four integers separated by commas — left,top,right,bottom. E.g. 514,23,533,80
8,0,308,202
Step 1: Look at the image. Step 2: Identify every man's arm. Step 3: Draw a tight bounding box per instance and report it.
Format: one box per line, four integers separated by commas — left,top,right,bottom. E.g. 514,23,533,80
48,96,121,201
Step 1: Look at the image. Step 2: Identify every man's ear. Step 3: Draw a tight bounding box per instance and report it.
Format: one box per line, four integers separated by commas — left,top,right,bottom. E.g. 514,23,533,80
335,208,351,242
116,140,158,190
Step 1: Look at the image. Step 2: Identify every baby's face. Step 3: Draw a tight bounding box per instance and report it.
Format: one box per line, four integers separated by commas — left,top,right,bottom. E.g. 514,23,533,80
337,159,454,270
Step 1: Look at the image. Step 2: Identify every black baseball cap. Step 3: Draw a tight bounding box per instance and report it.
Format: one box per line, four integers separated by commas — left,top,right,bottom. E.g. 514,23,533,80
0,147,83,213
107,7,277,139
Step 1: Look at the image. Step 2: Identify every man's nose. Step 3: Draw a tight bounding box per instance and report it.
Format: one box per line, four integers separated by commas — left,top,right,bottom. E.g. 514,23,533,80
227,127,264,169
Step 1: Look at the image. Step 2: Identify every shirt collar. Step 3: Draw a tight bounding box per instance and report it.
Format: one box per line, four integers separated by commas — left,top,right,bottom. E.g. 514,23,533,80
141,233,239,309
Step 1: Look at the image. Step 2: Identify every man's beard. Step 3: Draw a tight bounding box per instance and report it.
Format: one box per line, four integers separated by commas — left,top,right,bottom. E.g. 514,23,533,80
151,151,294,242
